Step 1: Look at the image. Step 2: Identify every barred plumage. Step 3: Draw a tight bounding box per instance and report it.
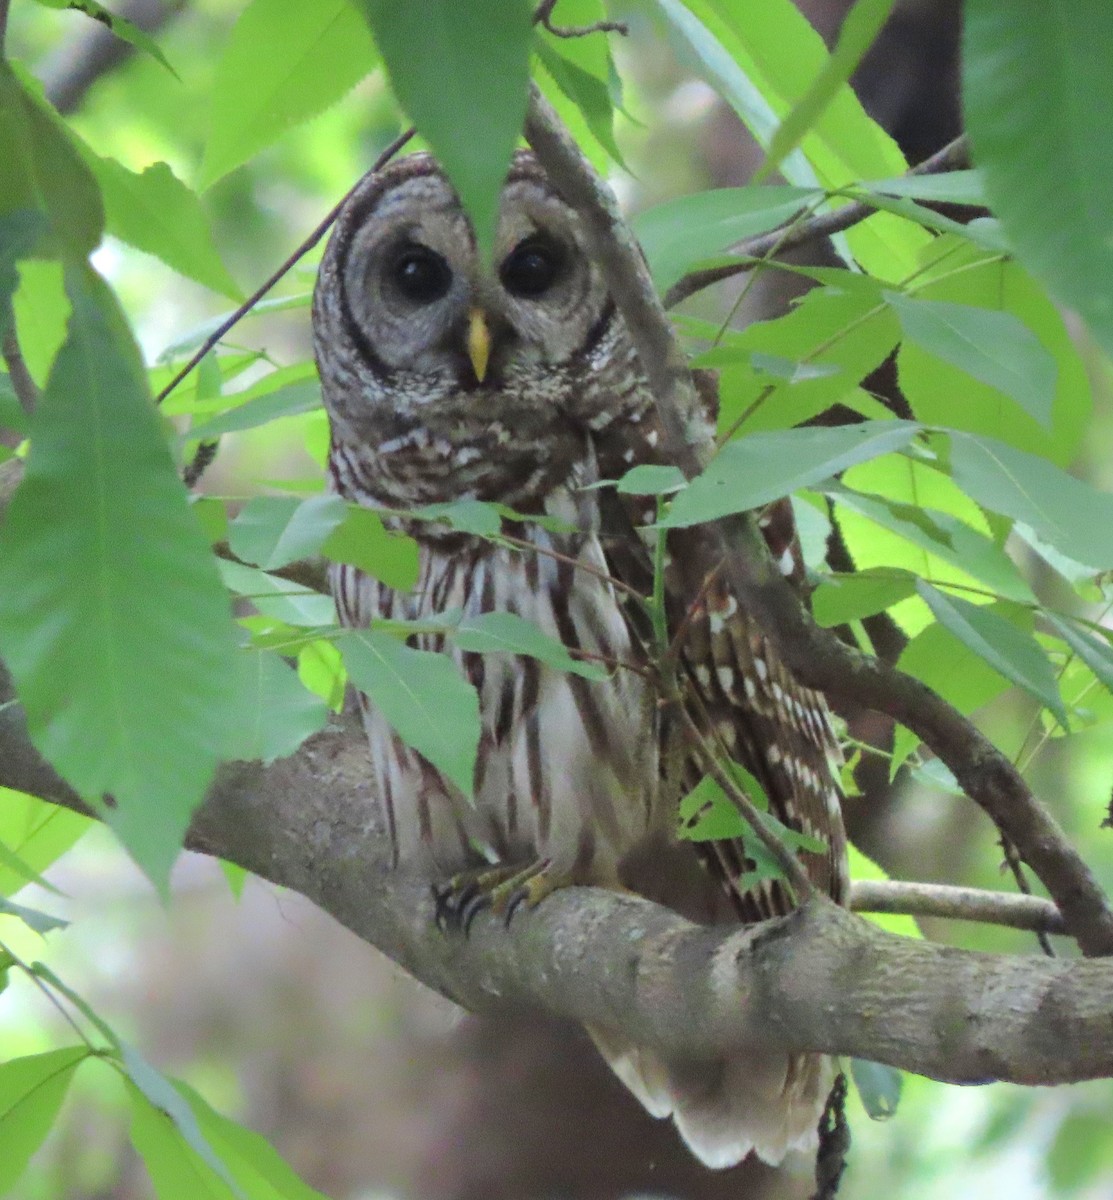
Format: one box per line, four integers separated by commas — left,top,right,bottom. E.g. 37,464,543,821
314,150,848,1168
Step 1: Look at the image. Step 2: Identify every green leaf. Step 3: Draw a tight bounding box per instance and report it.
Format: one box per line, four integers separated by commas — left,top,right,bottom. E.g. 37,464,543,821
411,499,502,538
850,1058,902,1120
1046,615,1113,695
337,628,479,797
455,611,609,681
947,432,1113,570
30,0,178,75
225,651,328,765
534,39,625,170
86,157,240,299
218,560,336,627
184,379,321,441
916,583,1066,727
757,0,896,183
123,1045,244,1196
860,170,987,206
229,495,345,571
0,1047,88,1194
654,0,924,279
1047,1111,1113,1191
632,185,820,292
659,420,920,528
200,0,378,189
320,506,420,591
0,895,68,934
177,1080,333,1200
846,844,921,938
0,63,104,259
0,266,238,890
678,774,747,842
812,570,918,627
0,789,89,897
885,292,1056,429
963,1,1113,361
28,961,119,1047
357,0,532,257
614,464,687,496
891,606,1018,770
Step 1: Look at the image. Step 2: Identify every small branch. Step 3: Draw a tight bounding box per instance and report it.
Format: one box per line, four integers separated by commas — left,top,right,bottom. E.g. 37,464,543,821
2,326,40,415
522,91,1113,957
157,127,417,408
533,0,628,38
664,133,970,308
850,880,1066,936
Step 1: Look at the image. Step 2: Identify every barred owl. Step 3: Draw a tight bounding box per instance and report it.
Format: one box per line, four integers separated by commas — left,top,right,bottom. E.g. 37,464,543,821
313,151,848,1169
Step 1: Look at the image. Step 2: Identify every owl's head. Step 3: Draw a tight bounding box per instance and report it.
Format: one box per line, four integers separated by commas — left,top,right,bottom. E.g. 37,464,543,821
313,152,627,458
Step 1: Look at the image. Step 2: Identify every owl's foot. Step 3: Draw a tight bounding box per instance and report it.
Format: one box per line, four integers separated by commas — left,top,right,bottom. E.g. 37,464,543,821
433,858,568,934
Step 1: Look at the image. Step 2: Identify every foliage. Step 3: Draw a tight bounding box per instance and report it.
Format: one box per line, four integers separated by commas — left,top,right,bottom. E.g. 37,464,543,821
2,0,1113,1197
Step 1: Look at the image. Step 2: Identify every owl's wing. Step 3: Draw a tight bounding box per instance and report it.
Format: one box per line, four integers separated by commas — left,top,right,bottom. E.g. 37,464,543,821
588,372,848,920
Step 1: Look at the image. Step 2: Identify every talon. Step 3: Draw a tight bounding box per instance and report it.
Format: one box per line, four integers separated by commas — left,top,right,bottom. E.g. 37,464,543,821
432,858,569,933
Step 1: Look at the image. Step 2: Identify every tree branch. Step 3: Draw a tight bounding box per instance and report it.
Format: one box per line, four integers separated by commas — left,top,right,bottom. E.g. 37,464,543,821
850,880,1065,936
664,134,970,308
0,676,1108,1087
522,88,1113,957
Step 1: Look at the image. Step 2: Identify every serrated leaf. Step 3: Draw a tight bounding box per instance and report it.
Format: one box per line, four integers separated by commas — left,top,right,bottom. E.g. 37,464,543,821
916,583,1066,726
850,1058,902,1120
357,0,531,257
455,611,608,681
86,157,240,298
225,651,328,765
0,266,238,891
660,420,920,528
947,432,1113,570
963,1,1113,361
885,292,1056,428
30,0,178,75
633,185,820,292
200,0,377,189
320,506,420,591
337,628,479,798
0,1046,87,1194
534,39,625,170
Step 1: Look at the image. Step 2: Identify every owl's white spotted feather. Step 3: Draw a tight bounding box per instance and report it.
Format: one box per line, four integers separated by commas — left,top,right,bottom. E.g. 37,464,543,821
314,150,848,1169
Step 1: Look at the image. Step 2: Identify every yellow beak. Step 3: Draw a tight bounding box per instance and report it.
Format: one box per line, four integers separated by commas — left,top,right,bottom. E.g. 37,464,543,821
467,308,491,383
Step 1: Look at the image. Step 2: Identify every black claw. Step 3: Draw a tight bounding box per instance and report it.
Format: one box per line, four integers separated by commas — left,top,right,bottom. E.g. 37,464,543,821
460,890,492,935
503,887,529,926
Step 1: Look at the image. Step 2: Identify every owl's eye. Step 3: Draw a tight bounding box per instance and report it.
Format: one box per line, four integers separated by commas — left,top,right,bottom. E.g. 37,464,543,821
391,245,452,304
500,236,563,299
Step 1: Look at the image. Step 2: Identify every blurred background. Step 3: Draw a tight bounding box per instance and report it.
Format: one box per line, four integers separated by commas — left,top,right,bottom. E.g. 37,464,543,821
4,1,1113,1197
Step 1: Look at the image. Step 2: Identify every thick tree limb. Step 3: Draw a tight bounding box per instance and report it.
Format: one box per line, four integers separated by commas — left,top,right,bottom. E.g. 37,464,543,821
1,680,1109,1087
523,87,1113,958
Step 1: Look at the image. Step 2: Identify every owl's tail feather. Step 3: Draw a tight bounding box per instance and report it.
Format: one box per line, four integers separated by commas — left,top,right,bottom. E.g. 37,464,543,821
586,1024,831,1169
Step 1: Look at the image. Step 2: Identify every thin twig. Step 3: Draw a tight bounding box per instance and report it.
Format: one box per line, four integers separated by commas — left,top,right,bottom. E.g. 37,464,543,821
2,326,40,415
158,126,416,408
532,0,628,37
664,133,971,308
850,879,1066,935
999,834,1056,955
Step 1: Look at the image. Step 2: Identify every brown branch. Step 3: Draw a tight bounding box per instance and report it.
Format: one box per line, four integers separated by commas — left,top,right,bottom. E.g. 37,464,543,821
850,880,1066,936
2,326,39,415
2,682,1111,1088
664,133,970,309
522,89,1113,957
533,0,628,38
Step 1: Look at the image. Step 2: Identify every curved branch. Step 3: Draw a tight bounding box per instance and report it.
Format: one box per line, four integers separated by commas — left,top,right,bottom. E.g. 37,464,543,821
664,133,970,308
522,88,1113,957
0,684,1108,1087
